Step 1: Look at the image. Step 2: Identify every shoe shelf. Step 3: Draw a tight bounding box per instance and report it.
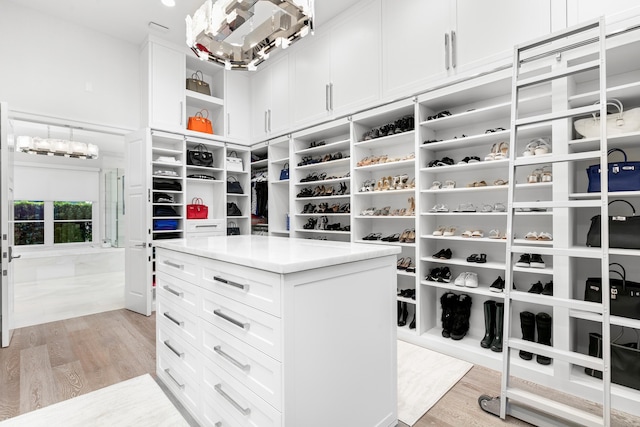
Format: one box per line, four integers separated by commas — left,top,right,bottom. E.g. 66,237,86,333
397,270,416,279
353,130,415,149
421,129,510,150
295,138,350,155
419,328,503,368
295,157,351,171
354,188,415,196
420,185,508,194
298,212,351,217
354,158,415,172
514,182,552,190
512,245,601,259
512,265,554,276
355,215,415,220
421,257,505,271
421,279,506,299
295,229,350,235
420,159,509,173
295,194,350,202
514,151,599,167
422,235,507,244
568,130,640,152
419,102,511,131
355,239,415,247
422,212,508,217
295,176,350,186
512,238,553,246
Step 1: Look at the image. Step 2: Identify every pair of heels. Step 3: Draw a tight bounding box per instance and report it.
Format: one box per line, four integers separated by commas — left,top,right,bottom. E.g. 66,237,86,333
399,228,415,243
485,142,509,161
312,185,334,197
335,182,349,195
527,166,552,183
302,203,316,214
397,257,416,273
300,172,327,182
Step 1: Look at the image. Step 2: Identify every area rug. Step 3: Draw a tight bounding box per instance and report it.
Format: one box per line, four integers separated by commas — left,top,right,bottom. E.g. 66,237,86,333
0,374,190,427
398,340,473,426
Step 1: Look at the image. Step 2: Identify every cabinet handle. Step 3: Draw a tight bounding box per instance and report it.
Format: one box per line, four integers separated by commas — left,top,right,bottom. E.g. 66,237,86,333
451,30,457,69
163,260,183,270
163,312,184,327
267,109,271,132
195,224,219,228
164,368,185,389
264,110,268,133
163,285,184,298
444,33,450,70
325,84,330,111
214,345,251,371
215,423,222,427
329,83,334,111
227,113,230,135
213,309,249,330
214,384,251,416
213,275,248,291
179,102,183,126
164,339,184,358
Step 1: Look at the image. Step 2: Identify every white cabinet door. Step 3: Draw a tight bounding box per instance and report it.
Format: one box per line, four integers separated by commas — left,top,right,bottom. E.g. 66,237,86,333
150,44,185,131
225,71,250,142
268,55,290,135
250,67,271,140
381,0,452,99
567,0,640,25
330,0,381,116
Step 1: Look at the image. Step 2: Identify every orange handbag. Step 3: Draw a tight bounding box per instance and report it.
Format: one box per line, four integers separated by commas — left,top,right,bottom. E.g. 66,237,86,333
187,109,214,134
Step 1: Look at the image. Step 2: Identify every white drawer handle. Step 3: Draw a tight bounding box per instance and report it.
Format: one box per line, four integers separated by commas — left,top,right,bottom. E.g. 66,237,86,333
163,260,184,270
164,368,185,389
195,224,219,228
163,312,184,327
163,285,184,298
214,384,251,416
213,309,249,330
213,275,248,291
214,345,250,372
164,340,184,358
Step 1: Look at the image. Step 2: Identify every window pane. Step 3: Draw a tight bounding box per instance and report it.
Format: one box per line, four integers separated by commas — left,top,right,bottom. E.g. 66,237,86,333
14,201,44,220
54,222,93,243
14,222,45,245
54,201,92,220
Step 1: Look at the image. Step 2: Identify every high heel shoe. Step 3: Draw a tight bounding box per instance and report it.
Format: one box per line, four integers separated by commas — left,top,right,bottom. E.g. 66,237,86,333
405,197,415,216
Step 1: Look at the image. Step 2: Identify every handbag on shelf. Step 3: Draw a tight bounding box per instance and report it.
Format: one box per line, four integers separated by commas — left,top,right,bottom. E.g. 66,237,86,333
153,219,178,231
153,192,174,203
226,176,244,194
186,197,208,219
227,202,242,217
584,263,640,320
574,99,640,138
586,199,640,249
226,151,244,172
187,110,214,134
185,70,211,96
153,179,182,191
153,205,178,217
187,143,214,167
586,148,640,193
279,162,289,180
227,221,241,236
584,328,640,391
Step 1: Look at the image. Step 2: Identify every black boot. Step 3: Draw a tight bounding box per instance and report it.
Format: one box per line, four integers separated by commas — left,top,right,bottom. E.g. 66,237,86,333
535,312,552,365
450,294,472,340
490,302,504,352
398,302,408,327
409,309,416,329
440,292,457,338
480,301,497,348
397,301,403,325
519,311,536,360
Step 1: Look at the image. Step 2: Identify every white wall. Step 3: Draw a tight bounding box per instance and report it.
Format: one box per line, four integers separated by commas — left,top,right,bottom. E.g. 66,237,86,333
0,0,140,130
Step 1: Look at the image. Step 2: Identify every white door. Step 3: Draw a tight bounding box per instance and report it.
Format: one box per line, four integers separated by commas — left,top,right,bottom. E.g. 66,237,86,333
250,66,271,140
150,43,185,131
1,102,15,347
268,55,291,135
567,0,640,26
225,71,251,142
124,129,152,316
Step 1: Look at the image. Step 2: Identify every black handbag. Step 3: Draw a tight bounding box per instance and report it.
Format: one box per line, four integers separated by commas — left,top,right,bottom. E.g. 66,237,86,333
584,328,640,391
153,179,182,191
587,148,640,192
227,221,240,235
227,176,244,194
187,144,214,167
153,192,174,203
584,263,640,320
586,199,640,249
153,205,178,217
280,163,289,180
227,202,242,217
186,70,211,96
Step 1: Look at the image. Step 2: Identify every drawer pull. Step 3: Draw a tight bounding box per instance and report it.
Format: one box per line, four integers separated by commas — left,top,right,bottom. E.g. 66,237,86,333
214,383,251,416
215,423,222,427
214,345,251,372
163,312,184,327
164,368,185,389
213,275,248,291
164,340,184,358
163,260,184,270
213,309,249,330
163,285,184,298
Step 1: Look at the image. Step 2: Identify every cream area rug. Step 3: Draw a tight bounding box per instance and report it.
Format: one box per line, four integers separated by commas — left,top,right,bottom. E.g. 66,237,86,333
0,374,190,427
398,340,473,426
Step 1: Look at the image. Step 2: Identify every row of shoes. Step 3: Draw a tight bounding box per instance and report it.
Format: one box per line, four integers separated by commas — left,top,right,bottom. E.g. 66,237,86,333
422,127,507,144
526,280,553,296
297,152,348,166
397,257,416,273
433,226,506,239
397,288,415,299
296,183,349,198
524,231,553,241
523,138,551,157
363,115,415,141
426,266,452,283
429,179,508,190
301,202,350,214
361,176,415,192
361,205,413,216
397,301,416,329
526,166,552,183
302,216,350,231
429,203,506,213
515,254,546,268
300,171,350,183
362,228,416,243
356,152,415,167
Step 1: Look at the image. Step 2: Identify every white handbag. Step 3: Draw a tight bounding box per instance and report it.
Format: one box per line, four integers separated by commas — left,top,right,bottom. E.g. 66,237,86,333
574,99,640,138
226,151,244,172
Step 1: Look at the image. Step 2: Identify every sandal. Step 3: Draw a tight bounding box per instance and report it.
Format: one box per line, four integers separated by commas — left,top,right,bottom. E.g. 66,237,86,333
494,142,509,160
541,166,552,182
481,204,494,213
493,203,506,212
471,230,484,238
443,180,456,189
493,179,508,186
430,181,442,190
488,229,501,239
537,232,553,241
461,230,474,238
466,253,480,262
362,232,382,241
525,231,539,240
527,168,542,184
443,226,457,236
432,226,446,236
484,143,498,161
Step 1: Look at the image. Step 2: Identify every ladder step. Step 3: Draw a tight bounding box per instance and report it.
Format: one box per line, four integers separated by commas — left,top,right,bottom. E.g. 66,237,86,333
508,338,604,371
510,245,603,258
510,292,603,314
505,388,604,427
512,200,601,209
517,60,600,88
517,19,600,53
514,151,600,166
515,104,600,127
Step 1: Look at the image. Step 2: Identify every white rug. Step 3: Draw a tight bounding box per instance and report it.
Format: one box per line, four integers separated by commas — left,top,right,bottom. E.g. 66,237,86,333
0,374,190,427
398,340,473,426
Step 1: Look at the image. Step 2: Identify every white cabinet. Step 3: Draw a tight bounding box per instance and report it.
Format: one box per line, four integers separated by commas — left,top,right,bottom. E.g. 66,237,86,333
224,70,250,142
146,42,185,132
250,55,290,140
567,0,640,26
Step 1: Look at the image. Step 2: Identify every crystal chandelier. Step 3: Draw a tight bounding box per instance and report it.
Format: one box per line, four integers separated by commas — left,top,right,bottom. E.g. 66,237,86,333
15,127,99,159
186,0,314,71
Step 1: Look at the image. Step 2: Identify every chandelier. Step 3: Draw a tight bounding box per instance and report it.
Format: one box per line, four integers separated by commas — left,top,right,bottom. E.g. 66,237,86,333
16,127,99,159
186,0,314,71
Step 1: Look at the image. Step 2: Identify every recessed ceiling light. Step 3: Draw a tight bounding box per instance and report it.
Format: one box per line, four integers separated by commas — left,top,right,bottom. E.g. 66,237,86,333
161,0,176,7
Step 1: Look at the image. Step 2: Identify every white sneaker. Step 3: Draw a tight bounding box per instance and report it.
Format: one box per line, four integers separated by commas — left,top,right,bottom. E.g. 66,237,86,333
454,272,467,287
465,272,478,288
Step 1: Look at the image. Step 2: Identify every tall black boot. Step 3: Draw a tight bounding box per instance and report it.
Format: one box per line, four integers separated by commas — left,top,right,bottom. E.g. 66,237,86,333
397,301,403,325
409,308,416,330
398,302,408,327
440,292,457,338
535,312,552,365
519,311,536,360
480,301,497,348
490,302,504,352
450,294,472,340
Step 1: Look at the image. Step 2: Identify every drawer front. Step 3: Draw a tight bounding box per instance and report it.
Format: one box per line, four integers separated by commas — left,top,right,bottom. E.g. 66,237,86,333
156,248,200,283
158,323,202,383
157,272,200,312
200,289,282,361
201,395,245,427
200,258,281,317
202,362,281,427
185,219,225,234
157,351,200,418
157,295,200,349
202,322,282,409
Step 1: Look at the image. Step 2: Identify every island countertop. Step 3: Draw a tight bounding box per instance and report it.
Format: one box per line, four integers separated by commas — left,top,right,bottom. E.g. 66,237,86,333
154,235,401,274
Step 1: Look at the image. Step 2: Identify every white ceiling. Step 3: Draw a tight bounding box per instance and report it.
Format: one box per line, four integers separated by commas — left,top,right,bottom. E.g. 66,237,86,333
7,0,361,47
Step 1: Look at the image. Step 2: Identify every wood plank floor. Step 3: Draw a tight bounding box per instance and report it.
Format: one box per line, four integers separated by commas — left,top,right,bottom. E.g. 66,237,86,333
0,309,638,426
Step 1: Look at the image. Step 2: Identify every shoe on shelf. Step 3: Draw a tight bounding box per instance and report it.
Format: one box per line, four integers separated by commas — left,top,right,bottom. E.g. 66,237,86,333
515,253,531,267
530,254,546,268
454,272,467,287
464,272,478,288
427,267,442,282
490,276,505,292
527,281,544,294
438,267,452,283
466,253,480,262
433,248,452,259
541,281,553,296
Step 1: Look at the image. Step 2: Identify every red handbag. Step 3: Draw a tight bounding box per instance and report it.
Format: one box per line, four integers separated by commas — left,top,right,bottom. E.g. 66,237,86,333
187,110,214,134
187,197,208,219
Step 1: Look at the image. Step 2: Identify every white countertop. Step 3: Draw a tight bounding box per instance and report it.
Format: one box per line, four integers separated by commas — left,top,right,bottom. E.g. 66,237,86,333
155,235,401,274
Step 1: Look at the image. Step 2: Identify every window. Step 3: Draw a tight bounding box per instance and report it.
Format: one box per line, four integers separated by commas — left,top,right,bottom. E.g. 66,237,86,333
14,200,94,246
14,201,45,245
54,201,93,244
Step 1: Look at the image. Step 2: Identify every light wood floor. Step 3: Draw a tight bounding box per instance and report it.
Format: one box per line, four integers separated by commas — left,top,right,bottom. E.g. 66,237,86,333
0,309,638,426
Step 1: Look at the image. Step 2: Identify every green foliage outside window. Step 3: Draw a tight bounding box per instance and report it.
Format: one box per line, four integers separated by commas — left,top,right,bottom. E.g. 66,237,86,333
54,201,92,220
14,201,44,220
13,200,93,245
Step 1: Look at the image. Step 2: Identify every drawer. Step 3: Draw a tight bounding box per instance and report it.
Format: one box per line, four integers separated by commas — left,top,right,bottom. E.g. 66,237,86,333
157,351,200,419
157,296,200,349
202,322,282,409
201,395,244,427
185,219,225,235
157,272,200,312
200,258,281,317
158,323,201,383
200,289,282,361
202,362,281,427
156,248,200,283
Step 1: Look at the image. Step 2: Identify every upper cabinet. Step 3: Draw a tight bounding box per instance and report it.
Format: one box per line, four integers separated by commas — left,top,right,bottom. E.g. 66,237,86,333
250,55,290,141
225,70,250,142
567,0,640,26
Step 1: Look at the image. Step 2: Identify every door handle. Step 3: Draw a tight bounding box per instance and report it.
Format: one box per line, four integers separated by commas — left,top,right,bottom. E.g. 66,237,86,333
264,110,268,133
8,247,20,261
444,33,450,70
325,84,330,111
451,30,457,68
329,83,334,111
267,109,271,132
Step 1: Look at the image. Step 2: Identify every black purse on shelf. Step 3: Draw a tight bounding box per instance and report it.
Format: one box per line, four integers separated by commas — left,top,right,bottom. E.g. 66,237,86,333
153,179,182,191
227,202,242,217
187,143,214,167
586,199,640,249
584,263,640,320
585,328,640,391
227,176,244,194
227,221,240,235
